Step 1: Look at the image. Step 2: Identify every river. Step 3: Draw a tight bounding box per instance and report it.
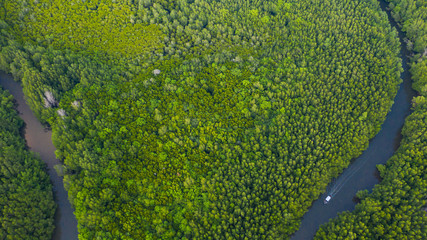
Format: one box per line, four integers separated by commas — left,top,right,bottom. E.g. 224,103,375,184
0,1,415,239
0,73,79,240
291,0,416,239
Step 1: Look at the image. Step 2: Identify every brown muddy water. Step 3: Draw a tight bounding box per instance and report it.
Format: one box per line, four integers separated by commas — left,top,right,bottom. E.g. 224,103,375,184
0,72,78,240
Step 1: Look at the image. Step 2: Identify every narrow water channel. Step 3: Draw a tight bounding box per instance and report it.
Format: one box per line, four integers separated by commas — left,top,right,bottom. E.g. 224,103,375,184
0,1,415,240
291,1,416,239
0,73,78,240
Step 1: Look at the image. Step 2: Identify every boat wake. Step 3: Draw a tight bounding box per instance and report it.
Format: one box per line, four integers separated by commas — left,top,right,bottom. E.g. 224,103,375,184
325,157,370,204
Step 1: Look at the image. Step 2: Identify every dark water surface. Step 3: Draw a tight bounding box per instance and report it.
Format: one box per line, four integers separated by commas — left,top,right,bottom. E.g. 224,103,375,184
291,0,416,239
0,73,78,240
0,1,415,240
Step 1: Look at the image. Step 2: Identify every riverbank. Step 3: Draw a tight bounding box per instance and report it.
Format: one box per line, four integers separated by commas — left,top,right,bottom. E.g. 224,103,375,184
290,0,416,239
0,73,78,240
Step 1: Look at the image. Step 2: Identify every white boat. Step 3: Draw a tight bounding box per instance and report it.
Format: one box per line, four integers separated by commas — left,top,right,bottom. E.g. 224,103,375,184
324,195,332,204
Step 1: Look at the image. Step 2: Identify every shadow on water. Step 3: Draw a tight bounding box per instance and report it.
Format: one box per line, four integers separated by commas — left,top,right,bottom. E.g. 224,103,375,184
290,0,416,239
0,1,416,240
0,72,78,240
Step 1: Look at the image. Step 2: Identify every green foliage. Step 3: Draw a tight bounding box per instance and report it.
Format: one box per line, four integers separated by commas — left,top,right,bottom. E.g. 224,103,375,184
315,1,427,239
314,104,427,240
0,87,56,239
386,0,427,53
3,0,163,58
386,0,426,95
0,0,407,239
355,189,369,201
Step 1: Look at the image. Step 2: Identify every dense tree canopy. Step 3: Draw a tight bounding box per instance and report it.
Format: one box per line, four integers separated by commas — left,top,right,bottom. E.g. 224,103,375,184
315,0,427,239
386,0,426,54
385,0,426,95
1,0,163,57
0,0,412,239
0,87,56,239
314,99,427,240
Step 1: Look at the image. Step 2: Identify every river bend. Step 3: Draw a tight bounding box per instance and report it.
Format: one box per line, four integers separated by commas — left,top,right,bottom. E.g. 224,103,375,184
0,0,415,239
0,73,78,240
291,0,416,239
